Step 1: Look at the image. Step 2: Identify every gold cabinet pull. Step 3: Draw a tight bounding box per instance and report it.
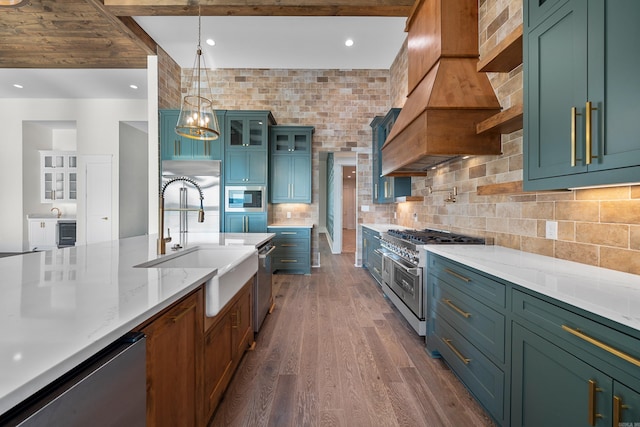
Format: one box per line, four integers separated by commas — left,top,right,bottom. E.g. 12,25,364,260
281,231,298,235
587,379,603,426
562,325,640,367
374,183,378,199
281,244,297,247
443,298,471,318
170,306,191,323
444,268,471,282
613,395,630,427
442,338,470,365
585,101,598,165
281,259,297,263
570,106,582,167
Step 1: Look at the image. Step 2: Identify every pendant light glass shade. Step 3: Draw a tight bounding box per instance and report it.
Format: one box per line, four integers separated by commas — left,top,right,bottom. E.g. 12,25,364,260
175,9,220,141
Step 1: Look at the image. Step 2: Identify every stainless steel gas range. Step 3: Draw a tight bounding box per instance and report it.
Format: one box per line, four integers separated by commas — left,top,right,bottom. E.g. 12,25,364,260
379,228,488,335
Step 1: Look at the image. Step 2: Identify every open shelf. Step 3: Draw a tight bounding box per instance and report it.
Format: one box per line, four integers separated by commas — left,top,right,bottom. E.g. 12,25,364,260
477,24,523,73
476,104,523,135
394,196,424,203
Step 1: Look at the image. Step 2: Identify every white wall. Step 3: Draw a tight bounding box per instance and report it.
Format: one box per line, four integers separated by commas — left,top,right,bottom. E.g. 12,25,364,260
119,122,149,238
0,98,148,251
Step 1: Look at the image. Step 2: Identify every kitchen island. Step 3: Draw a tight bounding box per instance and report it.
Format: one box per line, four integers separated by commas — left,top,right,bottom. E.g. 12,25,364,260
0,232,274,419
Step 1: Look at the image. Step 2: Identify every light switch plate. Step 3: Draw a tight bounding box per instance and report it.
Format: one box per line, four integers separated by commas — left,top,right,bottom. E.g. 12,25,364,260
545,221,558,240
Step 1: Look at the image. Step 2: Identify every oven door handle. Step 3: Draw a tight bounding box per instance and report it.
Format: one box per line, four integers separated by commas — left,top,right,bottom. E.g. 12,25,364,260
386,254,421,276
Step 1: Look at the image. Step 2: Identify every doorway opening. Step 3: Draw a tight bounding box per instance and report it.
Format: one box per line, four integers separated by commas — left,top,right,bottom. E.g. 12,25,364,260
342,165,356,253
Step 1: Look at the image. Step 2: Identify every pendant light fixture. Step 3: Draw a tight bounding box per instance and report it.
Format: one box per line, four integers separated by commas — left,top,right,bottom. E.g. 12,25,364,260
175,4,220,140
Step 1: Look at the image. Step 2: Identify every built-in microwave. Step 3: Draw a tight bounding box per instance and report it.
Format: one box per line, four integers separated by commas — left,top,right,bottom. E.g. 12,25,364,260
225,186,266,212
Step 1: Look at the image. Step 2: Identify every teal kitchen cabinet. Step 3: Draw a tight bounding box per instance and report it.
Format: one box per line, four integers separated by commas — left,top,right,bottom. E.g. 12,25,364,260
427,250,640,426
370,109,411,203
268,226,311,274
225,111,274,150
269,126,313,203
224,213,267,233
427,254,508,425
224,111,275,185
226,150,267,185
160,109,224,161
361,226,383,285
511,289,640,426
524,0,640,190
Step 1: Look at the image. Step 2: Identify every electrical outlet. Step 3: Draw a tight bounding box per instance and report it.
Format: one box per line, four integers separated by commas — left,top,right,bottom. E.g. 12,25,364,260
393,212,397,219
545,221,558,240
413,212,418,222
361,205,370,212
286,211,291,219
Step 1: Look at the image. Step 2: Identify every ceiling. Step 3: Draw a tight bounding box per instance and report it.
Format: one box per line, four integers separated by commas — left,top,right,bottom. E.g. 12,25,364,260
0,0,411,99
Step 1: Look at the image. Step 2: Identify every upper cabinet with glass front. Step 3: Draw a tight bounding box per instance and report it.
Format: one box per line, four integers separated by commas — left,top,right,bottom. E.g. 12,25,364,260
225,111,275,151
40,151,77,203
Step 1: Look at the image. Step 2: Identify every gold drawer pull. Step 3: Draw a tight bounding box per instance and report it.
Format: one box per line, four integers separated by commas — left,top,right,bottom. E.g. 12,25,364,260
570,106,582,167
613,395,630,427
443,298,471,318
562,325,640,367
281,244,297,247
442,338,470,365
281,259,298,263
281,232,298,235
444,268,470,282
588,380,603,426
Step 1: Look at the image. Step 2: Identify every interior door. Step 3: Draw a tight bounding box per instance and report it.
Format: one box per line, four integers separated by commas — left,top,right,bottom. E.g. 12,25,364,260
85,156,113,244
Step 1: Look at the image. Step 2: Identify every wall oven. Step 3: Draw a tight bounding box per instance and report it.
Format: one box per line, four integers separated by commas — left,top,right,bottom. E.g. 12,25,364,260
225,186,265,212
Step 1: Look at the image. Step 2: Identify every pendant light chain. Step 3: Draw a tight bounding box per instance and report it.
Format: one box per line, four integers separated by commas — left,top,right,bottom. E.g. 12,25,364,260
175,1,220,140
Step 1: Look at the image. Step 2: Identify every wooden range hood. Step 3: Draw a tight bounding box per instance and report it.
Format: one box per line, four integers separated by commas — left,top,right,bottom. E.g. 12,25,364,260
381,0,502,176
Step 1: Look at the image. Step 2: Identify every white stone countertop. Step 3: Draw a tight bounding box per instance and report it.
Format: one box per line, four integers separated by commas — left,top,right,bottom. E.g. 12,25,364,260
268,224,314,228
0,232,270,415
361,223,409,233
424,245,640,333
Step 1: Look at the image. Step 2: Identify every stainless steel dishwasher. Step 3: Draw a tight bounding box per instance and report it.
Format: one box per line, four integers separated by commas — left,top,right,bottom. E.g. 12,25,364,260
1,332,146,426
254,239,275,333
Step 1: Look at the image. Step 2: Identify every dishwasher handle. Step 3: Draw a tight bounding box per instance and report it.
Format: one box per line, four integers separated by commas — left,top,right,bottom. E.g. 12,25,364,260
258,245,276,259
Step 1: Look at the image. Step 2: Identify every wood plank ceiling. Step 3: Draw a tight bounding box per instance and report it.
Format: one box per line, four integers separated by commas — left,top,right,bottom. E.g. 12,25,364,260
0,0,414,69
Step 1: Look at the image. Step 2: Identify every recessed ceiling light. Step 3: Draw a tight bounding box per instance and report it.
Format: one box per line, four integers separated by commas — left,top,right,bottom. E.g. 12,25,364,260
13,84,23,89
345,39,354,47
129,84,138,90
206,39,215,46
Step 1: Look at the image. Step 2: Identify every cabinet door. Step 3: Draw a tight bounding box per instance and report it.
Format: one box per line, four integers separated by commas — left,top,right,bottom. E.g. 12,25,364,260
227,115,266,150
613,381,640,426
246,150,267,184
525,0,568,29
226,151,249,184
587,1,640,173
512,323,612,427
525,1,588,184
204,314,233,419
142,290,202,427
290,156,311,202
270,155,290,202
224,214,246,232
226,151,266,184
160,110,181,161
231,282,253,357
224,213,267,233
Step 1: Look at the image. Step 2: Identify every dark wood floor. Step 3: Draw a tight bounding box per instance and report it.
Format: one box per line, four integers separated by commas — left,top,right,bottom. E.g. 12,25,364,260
209,235,494,427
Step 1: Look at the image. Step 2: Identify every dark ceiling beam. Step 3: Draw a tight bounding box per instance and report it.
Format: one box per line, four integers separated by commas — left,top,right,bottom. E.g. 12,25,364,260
102,0,414,17
86,0,157,55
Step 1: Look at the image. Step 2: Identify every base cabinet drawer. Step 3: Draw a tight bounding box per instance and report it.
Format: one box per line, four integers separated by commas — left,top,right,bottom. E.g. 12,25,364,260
433,316,505,424
432,276,505,364
268,227,311,274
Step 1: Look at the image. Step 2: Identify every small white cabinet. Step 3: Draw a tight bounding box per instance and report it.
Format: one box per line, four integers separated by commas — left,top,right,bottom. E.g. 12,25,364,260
28,218,58,251
40,151,77,203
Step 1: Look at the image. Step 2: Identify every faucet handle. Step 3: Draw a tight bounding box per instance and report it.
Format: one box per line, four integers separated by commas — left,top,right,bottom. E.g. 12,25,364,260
165,228,172,243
